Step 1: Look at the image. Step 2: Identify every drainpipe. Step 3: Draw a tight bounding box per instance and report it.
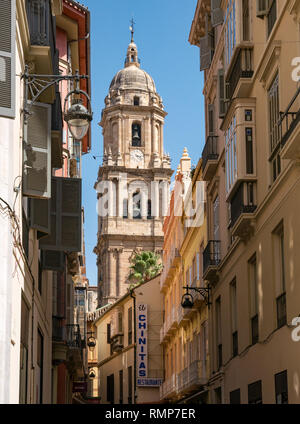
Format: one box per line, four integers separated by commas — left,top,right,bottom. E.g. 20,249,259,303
129,289,137,404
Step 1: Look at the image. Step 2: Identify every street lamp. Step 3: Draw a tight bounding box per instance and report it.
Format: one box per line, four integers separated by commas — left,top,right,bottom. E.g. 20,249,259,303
181,285,212,309
22,66,93,141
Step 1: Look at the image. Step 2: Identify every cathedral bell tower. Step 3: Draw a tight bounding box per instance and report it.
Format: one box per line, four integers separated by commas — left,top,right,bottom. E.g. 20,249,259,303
94,31,173,307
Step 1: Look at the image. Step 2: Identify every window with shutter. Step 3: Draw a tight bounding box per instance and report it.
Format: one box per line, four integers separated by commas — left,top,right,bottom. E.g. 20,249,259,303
256,0,271,18
41,250,65,271
30,198,50,239
0,0,16,118
39,176,82,252
211,0,223,27
200,15,215,71
218,69,226,118
23,102,51,199
208,104,215,135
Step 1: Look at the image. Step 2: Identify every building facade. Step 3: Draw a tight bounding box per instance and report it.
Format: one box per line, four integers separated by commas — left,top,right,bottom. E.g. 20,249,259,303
94,34,173,307
190,0,300,404
160,152,210,404
94,276,163,404
0,0,91,404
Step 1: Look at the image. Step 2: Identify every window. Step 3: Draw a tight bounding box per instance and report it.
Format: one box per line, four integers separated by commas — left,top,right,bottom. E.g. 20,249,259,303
249,254,259,344
192,256,197,284
268,73,280,182
225,115,237,192
208,104,215,135
216,297,222,369
230,279,238,357
107,323,111,344
134,96,139,106
132,191,141,219
230,389,241,404
215,387,222,404
37,329,44,404
119,370,123,404
267,0,277,37
248,380,262,404
273,222,286,328
275,370,288,404
224,0,236,69
118,312,123,333
132,123,141,146
128,307,133,345
0,0,16,118
242,0,250,41
246,128,254,174
19,297,29,404
107,374,114,404
128,366,133,404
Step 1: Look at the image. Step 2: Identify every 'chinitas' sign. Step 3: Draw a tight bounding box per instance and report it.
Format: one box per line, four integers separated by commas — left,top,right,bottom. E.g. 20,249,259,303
136,303,148,379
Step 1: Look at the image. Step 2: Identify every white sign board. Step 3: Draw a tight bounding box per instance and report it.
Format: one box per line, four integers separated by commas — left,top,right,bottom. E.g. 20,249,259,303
136,303,148,379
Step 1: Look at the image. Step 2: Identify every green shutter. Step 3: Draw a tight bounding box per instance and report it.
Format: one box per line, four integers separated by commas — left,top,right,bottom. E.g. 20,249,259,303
211,0,223,27
218,69,226,118
30,198,50,239
23,102,52,199
39,176,82,252
256,0,271,18
0,0,16,118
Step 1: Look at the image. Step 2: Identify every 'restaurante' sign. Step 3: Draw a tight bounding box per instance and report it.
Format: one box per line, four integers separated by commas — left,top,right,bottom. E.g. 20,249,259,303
136,303,148,379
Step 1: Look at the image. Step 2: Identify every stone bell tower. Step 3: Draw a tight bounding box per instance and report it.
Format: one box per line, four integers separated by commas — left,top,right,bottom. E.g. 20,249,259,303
94,32,173,307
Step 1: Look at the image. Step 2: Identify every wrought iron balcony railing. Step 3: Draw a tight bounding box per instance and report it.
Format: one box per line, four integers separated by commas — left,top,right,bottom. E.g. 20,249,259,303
230,182,257,228
203,241,221,275
227,47,253,100
66,324,82,349
279,86,300,148
202,136,219,171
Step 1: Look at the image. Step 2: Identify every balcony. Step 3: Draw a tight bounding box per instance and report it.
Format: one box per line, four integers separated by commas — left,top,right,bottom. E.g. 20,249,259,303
203,241,221,283
26,0,56,94
226,47,254,101
177,304,192,326
279,86,300,160
66,324,84,376
230,182,256,240
202,136,219,181
177,360,207,395
160,247,181,291
160,374,177,400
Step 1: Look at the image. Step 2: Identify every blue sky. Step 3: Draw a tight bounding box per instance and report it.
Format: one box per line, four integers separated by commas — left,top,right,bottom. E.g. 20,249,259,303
81,0,205,286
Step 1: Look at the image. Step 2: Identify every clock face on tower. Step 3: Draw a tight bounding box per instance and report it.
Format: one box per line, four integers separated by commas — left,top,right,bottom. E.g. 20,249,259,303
130,149,144,166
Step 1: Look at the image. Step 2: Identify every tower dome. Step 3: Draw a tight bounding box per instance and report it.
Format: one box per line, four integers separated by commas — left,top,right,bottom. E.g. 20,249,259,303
105,36,163,108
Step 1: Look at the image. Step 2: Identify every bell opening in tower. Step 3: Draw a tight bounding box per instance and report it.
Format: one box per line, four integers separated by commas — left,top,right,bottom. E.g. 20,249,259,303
132,123,141,146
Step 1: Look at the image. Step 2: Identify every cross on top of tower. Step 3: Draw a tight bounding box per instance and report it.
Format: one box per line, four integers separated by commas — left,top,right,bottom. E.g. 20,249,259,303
129,18,135,42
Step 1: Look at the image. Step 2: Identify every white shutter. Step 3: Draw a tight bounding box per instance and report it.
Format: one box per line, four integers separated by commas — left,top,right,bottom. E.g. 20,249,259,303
211,0,223,27
23,102,51,199
0,0,16,118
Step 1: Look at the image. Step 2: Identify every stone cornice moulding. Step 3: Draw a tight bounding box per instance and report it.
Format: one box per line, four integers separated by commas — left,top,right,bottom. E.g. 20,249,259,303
257,41,282,88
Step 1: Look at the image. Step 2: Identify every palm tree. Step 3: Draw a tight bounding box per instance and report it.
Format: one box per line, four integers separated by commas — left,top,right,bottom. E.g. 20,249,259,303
128,251,162,289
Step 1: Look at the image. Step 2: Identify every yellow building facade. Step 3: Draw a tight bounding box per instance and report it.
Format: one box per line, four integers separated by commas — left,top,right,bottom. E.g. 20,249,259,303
94,276,163,404
160,151,209,404
190,0,300,404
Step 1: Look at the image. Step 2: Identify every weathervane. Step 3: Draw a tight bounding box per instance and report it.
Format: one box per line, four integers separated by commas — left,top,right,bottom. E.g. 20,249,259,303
129,18,135,42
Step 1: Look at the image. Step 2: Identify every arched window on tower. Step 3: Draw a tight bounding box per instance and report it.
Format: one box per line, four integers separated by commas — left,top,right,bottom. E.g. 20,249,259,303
132,123,141,146
147,200,152,220
132,190,141,219
134,96,140,106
